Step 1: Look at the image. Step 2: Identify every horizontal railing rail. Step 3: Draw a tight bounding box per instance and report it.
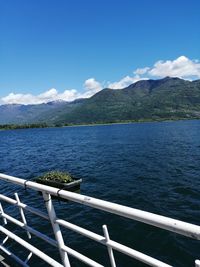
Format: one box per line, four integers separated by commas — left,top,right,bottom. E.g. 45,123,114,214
0,196,103,267
0,190,171,267
0,172,199,267
1,173,200,240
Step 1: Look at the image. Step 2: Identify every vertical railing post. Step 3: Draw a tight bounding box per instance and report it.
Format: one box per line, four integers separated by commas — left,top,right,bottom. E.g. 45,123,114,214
102,225,116,267
0,202,7,225
195,260,200,267
14,193,31,239
24,252,33,265
42,192,71,267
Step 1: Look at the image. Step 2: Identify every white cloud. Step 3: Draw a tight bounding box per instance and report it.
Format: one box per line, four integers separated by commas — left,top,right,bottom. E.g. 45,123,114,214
2,93,39,105
108,75,142,89
38,88,58,100
134,67,150,75
108,56,200,89
0,78,103,105
84,78,102,92
138,56,200,79
1,56,200,105
1,88,79,105
82,78,103,97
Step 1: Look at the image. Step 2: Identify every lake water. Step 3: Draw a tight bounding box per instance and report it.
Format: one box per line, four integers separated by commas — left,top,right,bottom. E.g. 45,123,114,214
0,120,200,267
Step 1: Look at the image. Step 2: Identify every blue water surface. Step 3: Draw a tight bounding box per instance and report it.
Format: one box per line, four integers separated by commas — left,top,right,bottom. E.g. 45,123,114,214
0,120,200,267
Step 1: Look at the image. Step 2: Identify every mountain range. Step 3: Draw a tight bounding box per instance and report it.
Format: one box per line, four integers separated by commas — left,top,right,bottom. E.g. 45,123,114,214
1,77,200,125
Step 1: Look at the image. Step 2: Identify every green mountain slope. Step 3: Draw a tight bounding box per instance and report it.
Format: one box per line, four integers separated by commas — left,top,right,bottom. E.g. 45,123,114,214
54,77,200,124
1,77,200,125
0,100,83,124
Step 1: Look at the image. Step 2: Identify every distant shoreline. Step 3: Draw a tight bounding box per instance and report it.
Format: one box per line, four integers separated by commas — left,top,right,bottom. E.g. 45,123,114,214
62,118,200,128
0,117,199,131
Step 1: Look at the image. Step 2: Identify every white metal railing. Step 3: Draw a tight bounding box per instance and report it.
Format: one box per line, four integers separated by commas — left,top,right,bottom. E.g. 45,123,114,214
0,172,199,267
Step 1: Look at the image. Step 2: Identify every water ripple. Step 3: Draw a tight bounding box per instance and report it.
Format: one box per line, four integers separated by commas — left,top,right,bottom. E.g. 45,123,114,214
0,120,200,266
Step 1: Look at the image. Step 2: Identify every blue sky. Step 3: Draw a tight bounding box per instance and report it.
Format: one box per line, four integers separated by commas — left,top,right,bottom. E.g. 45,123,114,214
0,0,200,104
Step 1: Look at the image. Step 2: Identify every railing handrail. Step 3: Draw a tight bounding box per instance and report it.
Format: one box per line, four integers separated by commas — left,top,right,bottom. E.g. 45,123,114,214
0,172,200,240
0,172,199,267
0,193,171,267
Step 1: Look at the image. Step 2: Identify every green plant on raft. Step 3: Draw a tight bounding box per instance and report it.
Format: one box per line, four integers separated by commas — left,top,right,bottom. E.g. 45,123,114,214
38,171,74,183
